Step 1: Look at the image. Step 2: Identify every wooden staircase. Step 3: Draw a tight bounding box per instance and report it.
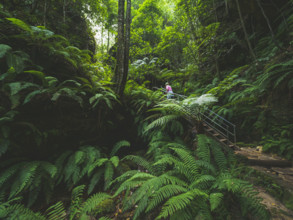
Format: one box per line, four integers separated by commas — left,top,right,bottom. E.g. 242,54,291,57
153,88,292,167
203,122,238,149
154,87,238,149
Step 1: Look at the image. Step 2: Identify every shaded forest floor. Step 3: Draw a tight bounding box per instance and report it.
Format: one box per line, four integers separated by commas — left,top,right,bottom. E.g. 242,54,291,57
235,147,293,219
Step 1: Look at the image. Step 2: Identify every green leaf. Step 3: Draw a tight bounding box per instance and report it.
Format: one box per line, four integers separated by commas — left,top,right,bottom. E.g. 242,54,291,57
110,156,119,168
209,193,223,211
24,70,46,84
0,44,11,58
6,18,32,32
23,90,44,104
8,82,39,96
110,140,130,157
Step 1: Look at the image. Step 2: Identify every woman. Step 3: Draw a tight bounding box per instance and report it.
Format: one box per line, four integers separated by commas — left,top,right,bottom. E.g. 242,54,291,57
165,82,173,99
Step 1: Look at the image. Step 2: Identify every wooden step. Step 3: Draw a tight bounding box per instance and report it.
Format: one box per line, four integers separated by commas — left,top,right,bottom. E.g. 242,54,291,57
212,133,221,137
219,139,228,142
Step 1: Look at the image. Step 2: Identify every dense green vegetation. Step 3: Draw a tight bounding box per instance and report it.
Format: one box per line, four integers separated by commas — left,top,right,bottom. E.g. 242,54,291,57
0,0,292,219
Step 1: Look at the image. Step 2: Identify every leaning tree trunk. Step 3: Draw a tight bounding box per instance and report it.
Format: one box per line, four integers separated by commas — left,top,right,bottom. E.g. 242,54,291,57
235,0,256,61
113,0,125,95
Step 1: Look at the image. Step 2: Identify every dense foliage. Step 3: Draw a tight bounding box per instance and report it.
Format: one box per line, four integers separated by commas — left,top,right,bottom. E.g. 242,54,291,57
0,0,292,219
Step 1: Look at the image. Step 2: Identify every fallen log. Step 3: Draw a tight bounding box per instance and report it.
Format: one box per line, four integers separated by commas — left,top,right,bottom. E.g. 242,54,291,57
242,158,293,168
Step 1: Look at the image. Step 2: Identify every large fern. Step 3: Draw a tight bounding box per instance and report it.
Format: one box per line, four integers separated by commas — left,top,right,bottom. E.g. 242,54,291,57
0,161,57,207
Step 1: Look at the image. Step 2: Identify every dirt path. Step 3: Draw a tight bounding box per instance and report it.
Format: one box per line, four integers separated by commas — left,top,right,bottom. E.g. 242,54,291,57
235,147,293,219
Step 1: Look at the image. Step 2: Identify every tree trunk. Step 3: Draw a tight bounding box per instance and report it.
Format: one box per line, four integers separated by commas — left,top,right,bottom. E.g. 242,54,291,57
235,0,256,61
30,0,39,14
255,0,285,51
213,0,220,78
101,24,104,54
63,0,66,23
107,29,110,53
43,0,47,26
113,0,125,95
120,0,131,97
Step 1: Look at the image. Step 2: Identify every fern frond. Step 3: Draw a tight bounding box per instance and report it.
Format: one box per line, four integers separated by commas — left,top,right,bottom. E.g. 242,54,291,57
210,141,228,171
46,201,66,220
110,170,140,186
88,169,103,194
114,173,155,197
40,162,57,178
71,185,85,205
74,151,85,165
3,203,46,220
209,193,223,211
104,161,114,190
170,147,199,181
196,134,211,163
109,156,119,168
144,115,181,134
0,164,19,187
9,162,39,198
156,189,208,220
81,193,111,214
146,185,188,212
110,140,130,157
132,194,149,220
122,155,152,172
190,175,216,190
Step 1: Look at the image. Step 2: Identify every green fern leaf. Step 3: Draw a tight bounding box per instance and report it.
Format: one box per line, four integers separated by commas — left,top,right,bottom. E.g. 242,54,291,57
75,151,85,165
0,44,12,58
209,193,223,211
81,193,111,214
88,170,103,194
23,90,45,104
110,156,119,168
146,185,188,212
156,189,208,219
46,201,66,220
144,115,181,134
122,155,152,172
104,161,114,190
9,162,39,198
110,140,130,157
6,18,32,32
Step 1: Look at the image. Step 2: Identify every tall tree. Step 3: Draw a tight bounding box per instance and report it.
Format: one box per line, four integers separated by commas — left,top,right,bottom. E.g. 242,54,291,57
113,0,131,97
121,0,131,95
235,0,256,61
